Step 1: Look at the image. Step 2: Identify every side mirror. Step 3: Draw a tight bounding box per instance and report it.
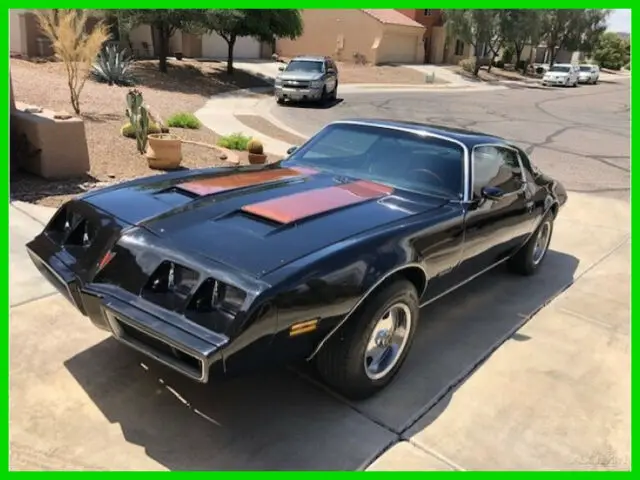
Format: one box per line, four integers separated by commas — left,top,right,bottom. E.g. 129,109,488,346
286,146,298,155
278,66,285,71
481,186,504,200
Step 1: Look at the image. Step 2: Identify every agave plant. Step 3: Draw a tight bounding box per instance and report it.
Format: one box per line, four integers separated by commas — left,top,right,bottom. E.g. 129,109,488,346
91,44,135,86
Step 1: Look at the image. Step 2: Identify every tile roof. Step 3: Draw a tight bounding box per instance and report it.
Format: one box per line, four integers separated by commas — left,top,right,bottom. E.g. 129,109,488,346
361,9,425,28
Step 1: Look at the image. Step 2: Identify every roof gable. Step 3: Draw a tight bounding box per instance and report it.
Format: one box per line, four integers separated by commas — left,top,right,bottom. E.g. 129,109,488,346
361,9,424,28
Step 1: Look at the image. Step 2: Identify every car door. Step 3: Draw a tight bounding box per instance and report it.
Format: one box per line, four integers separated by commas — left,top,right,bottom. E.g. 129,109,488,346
457,144,536,277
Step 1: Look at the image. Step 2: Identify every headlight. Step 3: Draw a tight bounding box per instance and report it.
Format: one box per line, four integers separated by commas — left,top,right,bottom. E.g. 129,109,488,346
188,278,247,314
310,80,323,89
217,283,246,312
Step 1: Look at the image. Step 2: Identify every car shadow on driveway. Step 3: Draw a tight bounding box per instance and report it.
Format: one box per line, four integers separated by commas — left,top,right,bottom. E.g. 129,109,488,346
279,98,344,110
63,249,578,471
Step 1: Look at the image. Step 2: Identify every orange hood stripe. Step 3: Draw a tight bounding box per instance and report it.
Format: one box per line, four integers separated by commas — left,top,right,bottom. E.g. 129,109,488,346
241,180,393,224
178,166,318,196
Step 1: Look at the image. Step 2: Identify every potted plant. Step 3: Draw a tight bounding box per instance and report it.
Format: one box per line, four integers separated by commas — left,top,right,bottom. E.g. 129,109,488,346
125,89,182,170
247,138,267,164
175,51,183,61
146,132,183,170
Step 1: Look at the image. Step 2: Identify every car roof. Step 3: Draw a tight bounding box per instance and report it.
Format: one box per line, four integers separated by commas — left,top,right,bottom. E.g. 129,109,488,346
331,118,507,149
292,55,329,62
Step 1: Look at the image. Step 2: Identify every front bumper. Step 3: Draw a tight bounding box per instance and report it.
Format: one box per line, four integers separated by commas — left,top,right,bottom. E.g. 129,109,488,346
275,85,323,101
26,244,229,383
542,77,569,86
578,75,593,83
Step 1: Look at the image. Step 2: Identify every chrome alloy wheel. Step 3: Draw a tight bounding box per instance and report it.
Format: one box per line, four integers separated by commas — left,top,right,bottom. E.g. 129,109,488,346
363,303,412,380
532,221,552,265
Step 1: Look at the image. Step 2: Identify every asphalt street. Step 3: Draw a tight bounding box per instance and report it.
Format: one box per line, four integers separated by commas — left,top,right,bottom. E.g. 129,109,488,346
270,79,630,202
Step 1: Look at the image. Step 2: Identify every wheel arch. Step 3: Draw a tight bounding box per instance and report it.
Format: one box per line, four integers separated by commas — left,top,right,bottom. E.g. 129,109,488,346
306,263,427,361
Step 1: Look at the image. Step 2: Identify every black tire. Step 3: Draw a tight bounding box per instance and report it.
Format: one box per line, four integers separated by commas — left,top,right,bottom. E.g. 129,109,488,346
330,81,338,100
319,87,328,105
315,279,419,400
508,211,554,276
276,97,285,105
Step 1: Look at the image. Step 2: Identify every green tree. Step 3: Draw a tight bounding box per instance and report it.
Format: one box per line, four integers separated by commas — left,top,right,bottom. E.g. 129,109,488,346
114,9,202,73
500,10,542,73
197,9,303,74
593,31,629,70
443,9,502,76
540,9,610,67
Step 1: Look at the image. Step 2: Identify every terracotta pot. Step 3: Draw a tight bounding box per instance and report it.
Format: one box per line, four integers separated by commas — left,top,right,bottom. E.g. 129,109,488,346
248,152,267,165
175,52,183,61
145,133,182,170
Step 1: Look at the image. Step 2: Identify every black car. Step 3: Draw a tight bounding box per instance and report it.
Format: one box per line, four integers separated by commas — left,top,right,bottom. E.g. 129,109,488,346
26,119,567,400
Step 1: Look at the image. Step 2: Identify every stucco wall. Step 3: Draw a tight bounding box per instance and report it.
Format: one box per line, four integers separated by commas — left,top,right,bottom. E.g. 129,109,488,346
276,9,384,64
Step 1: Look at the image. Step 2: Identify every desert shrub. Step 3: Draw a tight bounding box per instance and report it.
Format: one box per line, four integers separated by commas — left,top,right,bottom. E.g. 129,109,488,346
494,59,505,69
120,121,165,138
91,44,135,86
167,112,201,129
217,132,251,150
624,62,630,71
35,9,109,114
459,58,476,74
517,60,527,71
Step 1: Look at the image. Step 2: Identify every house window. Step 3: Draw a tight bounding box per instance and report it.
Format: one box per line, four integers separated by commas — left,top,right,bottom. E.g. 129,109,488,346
455,39,465,56
424,9,432,16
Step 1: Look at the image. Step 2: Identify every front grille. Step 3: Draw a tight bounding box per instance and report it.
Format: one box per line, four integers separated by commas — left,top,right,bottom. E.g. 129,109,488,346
116,319,203,378
283,80,310,89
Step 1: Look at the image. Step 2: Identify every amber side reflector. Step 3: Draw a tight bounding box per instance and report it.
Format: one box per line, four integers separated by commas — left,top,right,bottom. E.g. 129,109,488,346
289,318,319,337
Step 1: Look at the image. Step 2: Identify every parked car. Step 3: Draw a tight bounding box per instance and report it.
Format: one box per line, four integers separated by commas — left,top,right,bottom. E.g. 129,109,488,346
274,55,339,105
26,119,567,400
542,63,579,87
578,64,600,84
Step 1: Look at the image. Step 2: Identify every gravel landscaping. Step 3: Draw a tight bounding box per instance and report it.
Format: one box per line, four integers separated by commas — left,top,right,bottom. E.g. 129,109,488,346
10,58,278,207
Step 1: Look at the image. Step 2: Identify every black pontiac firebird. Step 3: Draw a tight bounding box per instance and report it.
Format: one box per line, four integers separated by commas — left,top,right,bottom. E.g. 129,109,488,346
27,119,567,400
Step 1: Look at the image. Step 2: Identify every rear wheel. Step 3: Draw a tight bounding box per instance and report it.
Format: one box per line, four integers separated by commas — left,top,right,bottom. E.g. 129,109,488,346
315,280,419,400
508,212,554,276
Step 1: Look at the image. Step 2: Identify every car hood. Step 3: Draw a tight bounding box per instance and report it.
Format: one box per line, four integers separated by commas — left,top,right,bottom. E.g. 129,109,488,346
547,71,569,77
83,165,447,278
278,71,323,82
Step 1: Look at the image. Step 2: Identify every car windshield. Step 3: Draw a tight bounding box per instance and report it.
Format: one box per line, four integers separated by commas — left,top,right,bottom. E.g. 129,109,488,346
579,66,592,72
282,123,465,199
285,60,324,73
550,66,571,73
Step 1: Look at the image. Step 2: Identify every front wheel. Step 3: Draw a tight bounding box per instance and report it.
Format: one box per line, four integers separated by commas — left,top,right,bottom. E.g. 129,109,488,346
508,212,554,276
314,279,419,400
330,81,338,100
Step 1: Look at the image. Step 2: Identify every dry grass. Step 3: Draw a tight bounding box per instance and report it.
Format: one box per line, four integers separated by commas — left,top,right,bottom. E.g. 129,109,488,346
10,58,277,208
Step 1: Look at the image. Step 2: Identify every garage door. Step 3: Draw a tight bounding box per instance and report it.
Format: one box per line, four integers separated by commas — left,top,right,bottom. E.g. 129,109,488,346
202,32,261,59
381,33,418,64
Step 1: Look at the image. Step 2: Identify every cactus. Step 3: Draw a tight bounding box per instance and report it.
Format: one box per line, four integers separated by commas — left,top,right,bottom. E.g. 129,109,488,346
125,88,150,154
247,138,264,155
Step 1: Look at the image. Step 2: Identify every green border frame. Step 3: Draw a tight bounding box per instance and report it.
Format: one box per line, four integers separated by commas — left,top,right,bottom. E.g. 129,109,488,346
5,5,635,473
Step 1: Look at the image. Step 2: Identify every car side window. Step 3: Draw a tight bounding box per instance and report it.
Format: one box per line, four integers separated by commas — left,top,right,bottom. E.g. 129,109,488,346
472,146,523,197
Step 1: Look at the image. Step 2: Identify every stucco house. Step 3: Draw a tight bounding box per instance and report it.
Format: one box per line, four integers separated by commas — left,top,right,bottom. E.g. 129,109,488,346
275,9,426,65
9,9,267,60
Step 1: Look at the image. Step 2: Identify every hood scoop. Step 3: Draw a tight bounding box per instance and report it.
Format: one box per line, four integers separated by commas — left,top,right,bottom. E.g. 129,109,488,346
240,180,393,225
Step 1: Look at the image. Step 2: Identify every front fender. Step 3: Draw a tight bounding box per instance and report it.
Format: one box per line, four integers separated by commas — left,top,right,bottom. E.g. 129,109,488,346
262,234,427,362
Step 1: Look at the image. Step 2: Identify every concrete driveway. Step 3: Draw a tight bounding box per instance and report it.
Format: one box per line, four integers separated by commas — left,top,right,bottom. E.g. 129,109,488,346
10,186,629,470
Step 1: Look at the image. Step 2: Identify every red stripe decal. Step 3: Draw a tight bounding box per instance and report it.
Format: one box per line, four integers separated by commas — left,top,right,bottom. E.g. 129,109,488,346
178,167,317,196
241,180,393,224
